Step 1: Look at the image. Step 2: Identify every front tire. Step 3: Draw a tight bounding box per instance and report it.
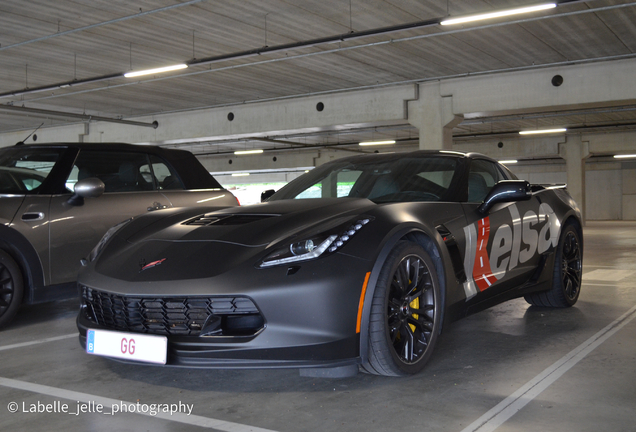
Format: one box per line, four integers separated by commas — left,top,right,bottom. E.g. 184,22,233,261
525,223,582,308
363,241,441,376
0,249,24,328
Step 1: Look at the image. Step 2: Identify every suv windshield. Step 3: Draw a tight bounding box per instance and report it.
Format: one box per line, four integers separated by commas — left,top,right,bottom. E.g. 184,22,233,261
271,155,460,203
0,147,63,194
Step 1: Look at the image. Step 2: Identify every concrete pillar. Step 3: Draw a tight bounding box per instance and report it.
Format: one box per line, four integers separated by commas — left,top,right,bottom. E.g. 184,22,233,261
408,83,463,150
559,135,590,222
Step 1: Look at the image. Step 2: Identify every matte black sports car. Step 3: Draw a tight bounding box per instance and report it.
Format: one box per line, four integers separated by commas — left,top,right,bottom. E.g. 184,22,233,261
77,150,583,377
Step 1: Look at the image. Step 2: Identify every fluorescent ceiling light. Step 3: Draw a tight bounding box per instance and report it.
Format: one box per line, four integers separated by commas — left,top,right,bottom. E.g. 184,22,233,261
614,154,636,159
519,128,567,135
234,149,264,155
499,160,518,164
231,173,250,177
359,140,396,146
124,64,188,78
440,3,556,26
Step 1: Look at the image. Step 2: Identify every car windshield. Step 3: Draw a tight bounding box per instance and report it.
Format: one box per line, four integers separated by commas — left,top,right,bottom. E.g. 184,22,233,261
271,155,460,203
0,147,62,194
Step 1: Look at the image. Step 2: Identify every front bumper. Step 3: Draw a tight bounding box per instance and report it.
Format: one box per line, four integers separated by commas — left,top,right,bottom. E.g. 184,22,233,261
76,251,371,371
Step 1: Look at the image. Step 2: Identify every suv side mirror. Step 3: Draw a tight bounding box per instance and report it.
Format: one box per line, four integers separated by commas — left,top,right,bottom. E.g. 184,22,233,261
261,189,275,202
478,180,531,214
68,177,106,206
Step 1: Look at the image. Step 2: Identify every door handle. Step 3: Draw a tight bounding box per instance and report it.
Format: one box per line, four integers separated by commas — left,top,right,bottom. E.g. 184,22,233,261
21,212,44,221
147,202,169,212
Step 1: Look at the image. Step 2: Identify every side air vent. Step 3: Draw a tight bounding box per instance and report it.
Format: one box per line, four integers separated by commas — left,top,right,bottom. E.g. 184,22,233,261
183,214,278,226
184,215,220,226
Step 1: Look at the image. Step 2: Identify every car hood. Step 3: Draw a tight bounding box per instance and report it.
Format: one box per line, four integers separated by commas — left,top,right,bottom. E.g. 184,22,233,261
123,198,374,246
94,198,376,281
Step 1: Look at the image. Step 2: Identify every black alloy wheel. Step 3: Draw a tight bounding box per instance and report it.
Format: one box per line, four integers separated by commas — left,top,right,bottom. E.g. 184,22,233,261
364,241,441,376
561,230,582,302
0,249,23,328
525,223,582,308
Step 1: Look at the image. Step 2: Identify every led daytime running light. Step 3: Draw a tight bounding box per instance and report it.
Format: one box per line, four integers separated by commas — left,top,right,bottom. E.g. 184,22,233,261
328,218,371,253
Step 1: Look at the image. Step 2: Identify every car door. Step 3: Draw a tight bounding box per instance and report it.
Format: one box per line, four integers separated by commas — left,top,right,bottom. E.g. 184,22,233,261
459,159,559,302
47,149,168,285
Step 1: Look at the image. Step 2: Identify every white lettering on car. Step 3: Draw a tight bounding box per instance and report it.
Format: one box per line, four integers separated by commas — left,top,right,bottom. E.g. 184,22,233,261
462,203,560,299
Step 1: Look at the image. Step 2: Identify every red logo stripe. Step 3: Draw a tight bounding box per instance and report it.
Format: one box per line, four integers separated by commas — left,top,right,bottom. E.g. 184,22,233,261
473,218,494,291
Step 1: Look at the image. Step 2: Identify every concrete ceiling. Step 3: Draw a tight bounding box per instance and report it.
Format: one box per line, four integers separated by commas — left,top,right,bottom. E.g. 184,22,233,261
1,0,636,152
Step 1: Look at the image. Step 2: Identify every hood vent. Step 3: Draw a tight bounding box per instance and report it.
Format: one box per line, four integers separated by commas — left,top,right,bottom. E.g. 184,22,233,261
183,214,278,226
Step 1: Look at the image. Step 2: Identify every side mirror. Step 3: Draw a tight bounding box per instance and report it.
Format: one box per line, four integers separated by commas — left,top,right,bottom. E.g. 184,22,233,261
261,189,275,202
478,180,531,214
68,177,106,206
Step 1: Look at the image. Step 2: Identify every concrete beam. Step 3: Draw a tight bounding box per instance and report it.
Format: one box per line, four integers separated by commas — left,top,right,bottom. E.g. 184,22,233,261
199,150,320,173
441,58,636,115
585,131,636,155
453,135,562,160
0,85,417,148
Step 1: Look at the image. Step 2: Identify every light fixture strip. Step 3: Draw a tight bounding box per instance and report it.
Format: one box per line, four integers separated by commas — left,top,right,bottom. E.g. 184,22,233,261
440,3,557,26
358,140,396,146
231,173,250,177
614,154,636,159
124,64,188,78
234,149,264,155
499,160,518,164
519,128,567,135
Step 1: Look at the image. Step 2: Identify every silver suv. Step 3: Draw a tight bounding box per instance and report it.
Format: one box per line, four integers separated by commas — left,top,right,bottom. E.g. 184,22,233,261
0,143,238,327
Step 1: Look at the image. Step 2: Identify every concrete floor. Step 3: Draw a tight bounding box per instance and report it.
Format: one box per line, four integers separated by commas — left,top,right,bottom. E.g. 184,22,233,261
1,221,635,432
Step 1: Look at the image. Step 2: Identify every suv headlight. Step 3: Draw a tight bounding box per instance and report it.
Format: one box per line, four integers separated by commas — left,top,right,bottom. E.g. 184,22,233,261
87,218,132,262
259,217,372,268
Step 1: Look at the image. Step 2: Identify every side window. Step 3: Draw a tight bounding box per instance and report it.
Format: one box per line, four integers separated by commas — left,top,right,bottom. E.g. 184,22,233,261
0,148,61,194
467,159,507,202
67,150,154,193
295,169,362,199
145,156,184,190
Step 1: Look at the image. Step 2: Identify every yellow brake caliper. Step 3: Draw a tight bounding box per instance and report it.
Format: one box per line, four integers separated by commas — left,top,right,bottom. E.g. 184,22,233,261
409,295,419,333
408,275,419,333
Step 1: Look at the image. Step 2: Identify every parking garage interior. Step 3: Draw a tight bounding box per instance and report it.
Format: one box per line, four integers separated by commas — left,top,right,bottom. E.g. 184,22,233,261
1,1,636,431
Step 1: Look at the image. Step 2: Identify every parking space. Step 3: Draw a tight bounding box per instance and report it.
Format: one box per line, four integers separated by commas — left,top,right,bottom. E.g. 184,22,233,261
1,221,635,432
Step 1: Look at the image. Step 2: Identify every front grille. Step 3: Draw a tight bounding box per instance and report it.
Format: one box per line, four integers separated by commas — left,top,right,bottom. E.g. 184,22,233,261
81,286,263,337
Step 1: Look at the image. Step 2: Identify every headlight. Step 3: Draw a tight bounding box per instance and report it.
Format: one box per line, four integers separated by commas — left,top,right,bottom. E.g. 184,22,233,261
87,218,132,262
259,217,372,268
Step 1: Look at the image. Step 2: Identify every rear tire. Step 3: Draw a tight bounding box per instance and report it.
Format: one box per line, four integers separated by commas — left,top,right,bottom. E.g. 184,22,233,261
362,241,441,376
525,223,582,308
0,249,24,328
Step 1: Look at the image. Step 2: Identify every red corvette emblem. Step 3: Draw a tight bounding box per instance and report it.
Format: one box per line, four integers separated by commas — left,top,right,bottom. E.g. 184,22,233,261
140,258,167,272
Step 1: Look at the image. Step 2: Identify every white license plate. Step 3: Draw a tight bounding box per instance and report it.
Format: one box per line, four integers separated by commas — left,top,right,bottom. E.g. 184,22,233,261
86,329,167,365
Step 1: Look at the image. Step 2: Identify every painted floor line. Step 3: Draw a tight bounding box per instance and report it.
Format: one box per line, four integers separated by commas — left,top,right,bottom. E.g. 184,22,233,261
0,333,77,352
0,376,278,432
461,303,636,432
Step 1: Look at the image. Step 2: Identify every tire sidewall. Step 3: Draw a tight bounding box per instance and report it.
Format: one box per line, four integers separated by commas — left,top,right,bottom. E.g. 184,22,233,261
554,224,582,307
374,241,442,375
